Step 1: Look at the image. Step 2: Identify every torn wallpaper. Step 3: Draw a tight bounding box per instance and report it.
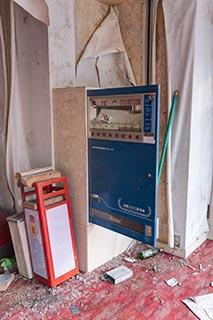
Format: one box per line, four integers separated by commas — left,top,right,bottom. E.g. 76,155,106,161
76,6,136,87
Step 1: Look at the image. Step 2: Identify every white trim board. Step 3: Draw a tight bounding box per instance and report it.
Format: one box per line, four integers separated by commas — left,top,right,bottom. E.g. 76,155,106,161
157,231,208,259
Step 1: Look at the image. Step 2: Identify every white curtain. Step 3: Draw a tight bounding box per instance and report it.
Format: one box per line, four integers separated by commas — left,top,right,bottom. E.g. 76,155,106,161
162,1,197,248
13,0,49,25
150,0,213,248
0,13,14,212
163,0,213,248
152,0,213,249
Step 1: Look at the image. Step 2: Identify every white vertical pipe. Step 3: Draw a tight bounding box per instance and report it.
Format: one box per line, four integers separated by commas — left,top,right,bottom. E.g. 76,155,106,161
163,6,174,247
166,88,174,248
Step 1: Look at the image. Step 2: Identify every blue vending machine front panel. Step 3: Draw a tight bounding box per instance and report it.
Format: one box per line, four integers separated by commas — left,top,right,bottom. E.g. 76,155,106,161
88,85,160,246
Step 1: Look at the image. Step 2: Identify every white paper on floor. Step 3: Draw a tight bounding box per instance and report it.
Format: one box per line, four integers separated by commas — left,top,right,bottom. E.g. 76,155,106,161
182,293,213,320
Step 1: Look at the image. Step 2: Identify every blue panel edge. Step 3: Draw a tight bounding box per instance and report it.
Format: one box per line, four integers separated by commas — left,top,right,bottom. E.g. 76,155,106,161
87,85,160,97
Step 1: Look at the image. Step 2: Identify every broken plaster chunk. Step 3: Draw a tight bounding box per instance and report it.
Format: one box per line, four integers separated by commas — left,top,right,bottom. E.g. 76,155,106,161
123,257,136,263
188,264,196,270
165,278,179,287
179,259,187,267
199,264,203,271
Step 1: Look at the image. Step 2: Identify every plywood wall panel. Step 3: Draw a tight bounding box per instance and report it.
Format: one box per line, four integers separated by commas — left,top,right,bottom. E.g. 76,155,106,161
75,1,109,63
117,0,148,85
53,87,88,226
156,0,168,243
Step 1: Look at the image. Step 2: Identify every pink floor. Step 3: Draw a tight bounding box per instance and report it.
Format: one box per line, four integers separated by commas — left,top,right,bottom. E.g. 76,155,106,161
1,240,213,320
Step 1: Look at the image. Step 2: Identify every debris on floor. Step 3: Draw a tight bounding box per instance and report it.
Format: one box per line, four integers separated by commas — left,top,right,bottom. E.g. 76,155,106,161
179,259,187,267
199,264,204,271
188,264,196,270
182,293,213,320
104,265,133,284
123,257,136,263
165,277,179,287
0,258,16,273
0,240,212,320
138,247,163,260
0,273,15,291
70,305,80,315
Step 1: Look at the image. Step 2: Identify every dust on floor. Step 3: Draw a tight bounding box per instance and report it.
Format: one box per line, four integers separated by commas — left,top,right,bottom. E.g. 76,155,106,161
0,240,213,320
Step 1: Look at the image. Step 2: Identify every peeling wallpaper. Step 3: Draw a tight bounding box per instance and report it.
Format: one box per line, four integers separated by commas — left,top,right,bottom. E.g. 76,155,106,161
76,0,149,85
47,0,148,88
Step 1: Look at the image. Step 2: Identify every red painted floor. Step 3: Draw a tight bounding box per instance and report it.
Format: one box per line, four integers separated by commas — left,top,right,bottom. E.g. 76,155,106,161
0,240,213,320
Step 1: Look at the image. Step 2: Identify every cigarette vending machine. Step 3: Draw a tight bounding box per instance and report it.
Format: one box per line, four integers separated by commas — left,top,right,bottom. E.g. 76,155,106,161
88,85,160,246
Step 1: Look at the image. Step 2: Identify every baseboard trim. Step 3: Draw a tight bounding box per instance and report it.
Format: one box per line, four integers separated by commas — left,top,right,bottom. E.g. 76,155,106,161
157,231,208,259
208,231,213,240
157,241,186,258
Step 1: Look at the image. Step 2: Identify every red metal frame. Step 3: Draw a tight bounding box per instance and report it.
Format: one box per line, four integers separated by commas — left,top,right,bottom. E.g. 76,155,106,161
20,176,78,287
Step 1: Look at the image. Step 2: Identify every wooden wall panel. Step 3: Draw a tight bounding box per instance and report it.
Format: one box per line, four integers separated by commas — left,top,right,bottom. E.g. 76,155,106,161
156,0,168,243
117,0,148,85
75,1,109,64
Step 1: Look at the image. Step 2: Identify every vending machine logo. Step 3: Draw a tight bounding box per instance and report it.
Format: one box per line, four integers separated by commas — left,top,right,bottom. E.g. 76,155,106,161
118,199,152,219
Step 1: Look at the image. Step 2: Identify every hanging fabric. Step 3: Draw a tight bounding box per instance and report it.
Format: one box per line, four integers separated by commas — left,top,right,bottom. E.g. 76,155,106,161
0,12,14,212
161,0,213,250
5,2,51,212
13,0,49,25
151,0,213,249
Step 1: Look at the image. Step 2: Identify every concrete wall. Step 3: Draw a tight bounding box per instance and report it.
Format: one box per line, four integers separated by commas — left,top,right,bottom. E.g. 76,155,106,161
48,0,75,89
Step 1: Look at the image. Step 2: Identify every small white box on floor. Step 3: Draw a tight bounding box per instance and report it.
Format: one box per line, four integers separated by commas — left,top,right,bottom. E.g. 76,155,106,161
104,266,133,284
